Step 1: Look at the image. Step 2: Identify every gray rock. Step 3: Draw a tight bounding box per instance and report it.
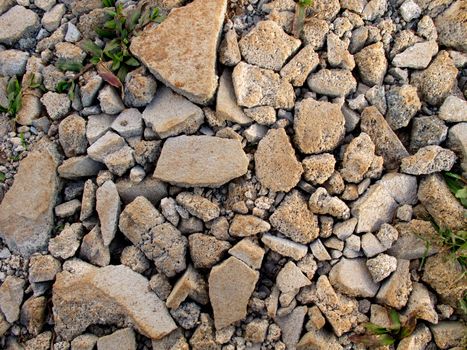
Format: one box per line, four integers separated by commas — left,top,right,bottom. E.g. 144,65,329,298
86,114,114,144
447,122,467,176
55,199,81,218
365,85,387,115
435,0,467,52
366,253,397,282
333,218,357,240
216,69,251,125
362,0,387,20
261,233,308,260
96,181,121,246
116,177,167,205
399,0,421,21
0,276,25,323
143,86,204,138
392,41,438,69
376,259,412,309
0,6,40,45
41,92,71,120
385,84,421,130
98,85,125,115
58,156,104,179
438,95,467,122
355,42,387,86
329,258,380,297
361,232,386,257
87,131,126,163
80,74,103,107
309,187,350,219
307,69,357,97
0,49,29,76
0,140,61,256
111,108,143,139
401,145,456,175
49,223,83,259
276,306,307,350
123,67,157,108
410,116,448,151
79,225,110,267
310,239,331,261
97,328,136,350
219,28,241,67
281,45,319,86
59,114,88,157
65,22,81,43
42,4,66,32
377,172,418,205
404,282,438,324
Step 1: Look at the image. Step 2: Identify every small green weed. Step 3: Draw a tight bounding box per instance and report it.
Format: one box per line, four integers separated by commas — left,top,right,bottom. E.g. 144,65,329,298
0,172,5,183
350,309,418,347
102,0,116,7
292,0,314,38
0,76,22,118
444,172,467,208
19,132,28,150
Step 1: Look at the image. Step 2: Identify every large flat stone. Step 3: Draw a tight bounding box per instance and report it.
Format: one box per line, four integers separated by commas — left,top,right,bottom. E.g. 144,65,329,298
0,140,61,256
130,0,227,105
0,5,40,45
52,260,177,341
154,135,249,187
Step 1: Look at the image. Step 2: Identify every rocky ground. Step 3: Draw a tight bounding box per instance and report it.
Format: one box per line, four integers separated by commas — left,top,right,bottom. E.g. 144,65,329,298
0,0,466,349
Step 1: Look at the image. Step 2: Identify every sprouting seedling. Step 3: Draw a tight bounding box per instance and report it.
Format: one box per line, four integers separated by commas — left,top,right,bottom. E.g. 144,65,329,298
444,172,467,208
350,309,419,347
19,132,28,150
0,76,22,118
292,0,314,38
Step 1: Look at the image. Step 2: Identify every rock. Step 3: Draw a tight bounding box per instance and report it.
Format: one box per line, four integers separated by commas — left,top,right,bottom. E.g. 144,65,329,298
239,20,300,71
123,67,157,108
376,259,412,309
143,86,203,138
96,181,121,246
351,184,398,233
42,4,66,32
65,22,81,43
188,233,230,269
23,331,53,350
310,239,331,261
216,69,251,125
229,215,270,237
307,69,357,97
438,95,467,122
360,106,409,169
219,28,241,66
71,334,99,350
130,0,227,105
0,0,14,15
362,0,387,20
270,191,320,244
401,145,456,175
170,302,201,330
243,123,268,143
329,258,380,297
354,43,387,86
302,153,335,185
418,174,466,231
276,306,307,349
166,265,208,309
294,99,345,154
404,282,438,324
209,257,259,329
340,133,377,183
0,276,25,323
333,218,357,240
309,187,350,219
448,122,467,176
397,324,432,350
245,318,268,343
297,329,343,350
54,199,81,218
377,173,418,205
59,114,88,157
0,140,61,256
80,74,103,108
0,49,29,76
41,92,71,120
422,252,466,309
301,18,328,49
244,106,276,125
366,253,397,282
154,135,249,187
261,233,308,260
176,192,220,222
388,220,439,259
116,177,167,205
255,128,303,192
111,109,143,139
97,328,136,350
53,260,177,340
385,84,421,130
121,246,150,273
435,0,467,52
311,0,341,20
58,156,104,179
98,85,125,115
280,45,319,86
410,116,448,151
79,225,110,267
361,232,386,257
399,0,422,21
86,114,114,144
29,254,61,283
430,321,466,349
411,51,458,106
189,314,218,350
228,239,265,269
327,33,355,70
276,261,311,293
20,296,47,337
232,62,295,109
0,5,40,45
16,94,42,126
392,40,438,69
49,223,82,259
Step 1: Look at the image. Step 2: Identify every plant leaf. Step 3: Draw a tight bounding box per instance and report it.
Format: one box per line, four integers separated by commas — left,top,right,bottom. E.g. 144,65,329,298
90,56,102,65
56,80,71,93
6,76,19,95
0,171,5,182
400,313,418,339
349,334,395,347
96,62,122,89
117,64,128,82
363,323,388,335
67,80,76,101
125,57,140,67
388,309,401,331
96,28,116,38
81,39,103,57
56,58,83,72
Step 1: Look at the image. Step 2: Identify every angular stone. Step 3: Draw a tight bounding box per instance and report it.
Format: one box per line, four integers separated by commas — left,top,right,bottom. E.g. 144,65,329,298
401,145,456,175
340,133,376,183
0,5,40,45
0,140,61,256
29,254,61,283
116,177,167,205
377,173,418,205
435,0,467,52
48,223,83,259
97,328,136,350
281,45,319,86
52,260,177,340
366,253,397,283
418,174,467,231
87,131,126,163
276,306,307,349
41,92,71,120
361,106,409,169
405,282,438,324
130,0,227,105
294,98,345,154
327,32,355,70
79,225,110,267
176,192,220,222
58,156,104,179
155,135,248,187
376,259,412,309
96,181,121,246
232,62,295,109
355,42,387,86
361,232,386,257
20,296,47,337
188,233,230,269
388,220,439,259
270,191,319,244
142,86,203,138
244,106,276,126
309,187,350,219
86,114,114,144
439,95,467,122
55,199,81,218
71,334,99,350
302,153,335,185
261,233,308,260
397,324,432,350
123,67,157,108
430,321,466,349
392,40,438,69
239,20,301,71
329,258,379,297
166,265,209,309
307,69,357,97
410,116,448,151
0,276,25,323
297,328,343,350
59,114,88,157
219,28,241,66
276,261,311,293
229,214,270,237
386,84,421,130
255,128,303,192
0,49,29,76
189,314,218,350
216,69,251,124
228,239,265,269
111,108,143,139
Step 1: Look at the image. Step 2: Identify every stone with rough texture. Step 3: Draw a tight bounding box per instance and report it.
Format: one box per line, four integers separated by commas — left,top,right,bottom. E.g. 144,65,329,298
376,259,412,309
439,95,467,122
385,84,421,130
176,192,220,222
340,133,376,183
130,0,227,105
97,328,136,350
309,187,350,220
261,234,308,260
229,215,270,237
239,20,301,71
294,99,345,154
397,324,432,350
79,225,110,267
52,260,177,341
401,145,456,175
96,181,121,246
219,28,241,66
448,122,467,177
58,156,104,179
355,43,387,86
280,45,319,86
0,5,40,45
276,306,307,350
143,86,204,138
49,223,83,259
216,69,251,124
307,69,357,97
404,282,438,324
361,106,409,169
0,276,25,323
0,140,61,256
377,173,418,205
301,18,329,49
297,329,343,350
255,128,303,192
0,49,29,76
154,135,248,187
228,239,265,269
209,257,259,329
366,253,397,283
59,114,88,157
302,153,335,185
329,258,380,297
232,62,295,109
435,0,467,52
392,40,438,69
410,115,448,152
188,233,230,269
276,261,311,293
166,265,209,309
270,191,319,244
430,321,466,349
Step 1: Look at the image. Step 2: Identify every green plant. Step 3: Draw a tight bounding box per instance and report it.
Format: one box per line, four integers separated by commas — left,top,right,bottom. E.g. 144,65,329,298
292,0,314,38
350,310,418,347
0,172,5,183
19,132,28,150
0,76,22,117
444,172,467,208
102,0,116,7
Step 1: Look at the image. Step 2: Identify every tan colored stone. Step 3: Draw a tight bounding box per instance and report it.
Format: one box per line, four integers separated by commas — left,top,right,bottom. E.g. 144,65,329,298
276,261,311,293
219,28,241,66
154,135,249,187
435,0,467,52
228,238,265,269
340,133,376,183
280,45,319,86
130,0,227,105
0,276,25,323
307,69,357,97
216,69,251,125
376,259,412,309
255,128,303,192
188,233,230,269
297,329,343,350
354,42,387,86
294,98,345,154
166,265,209,309
302,153,336,185
209,257,259,329
401,145,457,175
261,233,308,260
52,260,177,340
229,214,271,237
0,140,61,256
176,192,220,222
